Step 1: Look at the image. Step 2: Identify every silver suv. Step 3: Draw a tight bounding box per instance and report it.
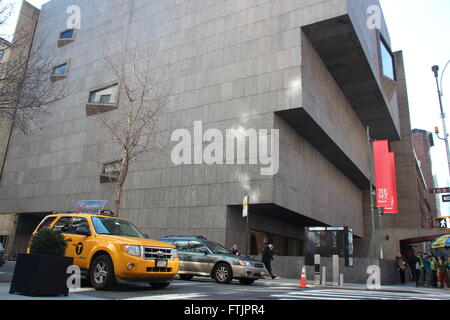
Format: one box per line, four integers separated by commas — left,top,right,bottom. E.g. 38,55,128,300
0,243,5,267
159,236,267,285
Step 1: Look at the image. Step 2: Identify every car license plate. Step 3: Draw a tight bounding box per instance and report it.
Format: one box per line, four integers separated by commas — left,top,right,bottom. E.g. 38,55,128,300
156,260,168,268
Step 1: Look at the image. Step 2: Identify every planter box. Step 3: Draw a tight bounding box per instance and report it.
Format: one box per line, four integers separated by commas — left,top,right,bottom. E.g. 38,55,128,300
9,254,74,297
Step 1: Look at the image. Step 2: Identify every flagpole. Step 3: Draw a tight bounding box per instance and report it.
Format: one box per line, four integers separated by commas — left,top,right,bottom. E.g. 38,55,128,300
378,207,384,260
367,127,377,259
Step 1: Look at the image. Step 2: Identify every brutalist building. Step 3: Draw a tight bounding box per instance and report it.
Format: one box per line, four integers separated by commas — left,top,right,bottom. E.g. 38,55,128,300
0,0,437,263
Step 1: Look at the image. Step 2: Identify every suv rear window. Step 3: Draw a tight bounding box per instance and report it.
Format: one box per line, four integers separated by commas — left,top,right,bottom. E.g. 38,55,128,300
52,217,72,233
36,216,57,232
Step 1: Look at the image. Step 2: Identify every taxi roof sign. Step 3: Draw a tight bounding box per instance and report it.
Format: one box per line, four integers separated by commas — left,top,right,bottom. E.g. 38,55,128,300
74,200,112,214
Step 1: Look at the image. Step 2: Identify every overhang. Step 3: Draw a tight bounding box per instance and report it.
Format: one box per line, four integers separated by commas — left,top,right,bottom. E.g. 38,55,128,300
302,15,400,141
277,108,369,190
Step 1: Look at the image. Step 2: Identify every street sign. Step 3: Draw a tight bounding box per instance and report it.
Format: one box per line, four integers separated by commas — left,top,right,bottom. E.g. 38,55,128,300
429,187,450,195
242,196,249,218
434,217,450,231
443,195,450,203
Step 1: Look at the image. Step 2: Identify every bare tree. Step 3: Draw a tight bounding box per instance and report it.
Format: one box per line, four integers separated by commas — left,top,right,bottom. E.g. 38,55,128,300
0,1,68,133
95,45,171,216
0,1,12,28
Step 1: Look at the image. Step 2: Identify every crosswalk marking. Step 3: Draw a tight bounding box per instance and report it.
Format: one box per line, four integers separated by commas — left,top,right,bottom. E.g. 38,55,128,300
125,293,207,300
271,289,450,301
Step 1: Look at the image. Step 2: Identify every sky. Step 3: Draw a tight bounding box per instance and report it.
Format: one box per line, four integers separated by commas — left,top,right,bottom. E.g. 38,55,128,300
1,0,450,215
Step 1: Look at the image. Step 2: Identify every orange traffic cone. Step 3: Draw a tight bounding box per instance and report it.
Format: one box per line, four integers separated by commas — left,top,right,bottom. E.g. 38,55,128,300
299,266,307,288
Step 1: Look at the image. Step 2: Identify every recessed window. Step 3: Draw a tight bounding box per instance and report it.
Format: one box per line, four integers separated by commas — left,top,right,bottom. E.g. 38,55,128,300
60,29,74,40
89,84,118,105
380,37,396,81
51,62,68,82
0,50,4,60
86,83,119,116
58,29,76,47
52,63,68,75
100,160,121,183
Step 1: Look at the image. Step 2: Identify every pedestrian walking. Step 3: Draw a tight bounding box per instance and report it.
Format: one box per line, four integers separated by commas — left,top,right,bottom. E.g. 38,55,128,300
437,257,449,289
407,254,418,282
395,251,407,285
262,244,277,279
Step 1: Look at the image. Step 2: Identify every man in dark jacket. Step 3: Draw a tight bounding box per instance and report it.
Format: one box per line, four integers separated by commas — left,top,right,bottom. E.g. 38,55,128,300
395,251,407,285
262,244,277,279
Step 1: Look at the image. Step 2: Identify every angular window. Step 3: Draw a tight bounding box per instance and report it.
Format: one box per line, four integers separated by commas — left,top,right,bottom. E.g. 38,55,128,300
380,37,396,81
89,84,118,105
51,62,68,82
60,29,74,39
58,29,75,47
52,63,68,75
100,160,121,183
86,83,119,116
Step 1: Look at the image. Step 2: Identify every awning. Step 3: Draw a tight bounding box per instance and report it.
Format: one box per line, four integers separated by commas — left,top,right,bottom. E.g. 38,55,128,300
432,234,450,249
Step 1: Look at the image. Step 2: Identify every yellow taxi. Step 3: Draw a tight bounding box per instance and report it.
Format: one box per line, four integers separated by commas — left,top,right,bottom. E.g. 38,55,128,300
29,201,179,290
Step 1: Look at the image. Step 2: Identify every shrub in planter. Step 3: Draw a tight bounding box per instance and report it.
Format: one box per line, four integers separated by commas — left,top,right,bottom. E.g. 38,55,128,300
9,228,74,297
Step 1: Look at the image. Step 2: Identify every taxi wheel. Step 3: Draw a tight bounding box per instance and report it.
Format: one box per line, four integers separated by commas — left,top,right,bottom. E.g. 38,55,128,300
213,263,233,284
149,282,171,289
90,254,116,291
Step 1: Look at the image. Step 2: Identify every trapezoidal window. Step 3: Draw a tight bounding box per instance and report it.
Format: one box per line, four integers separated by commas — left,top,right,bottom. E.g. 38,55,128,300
86,83,119,116
380,37,397,81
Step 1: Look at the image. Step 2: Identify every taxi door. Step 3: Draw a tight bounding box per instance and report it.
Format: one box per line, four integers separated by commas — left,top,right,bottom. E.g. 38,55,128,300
52,216,94,269
64,216,96,269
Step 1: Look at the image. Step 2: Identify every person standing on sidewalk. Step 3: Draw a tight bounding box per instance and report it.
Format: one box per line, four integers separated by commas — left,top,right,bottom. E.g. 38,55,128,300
421,254,431,286
437,257,449,289
395,251,407,285
429,256,438,288
415,253,424,287
262,244,277,280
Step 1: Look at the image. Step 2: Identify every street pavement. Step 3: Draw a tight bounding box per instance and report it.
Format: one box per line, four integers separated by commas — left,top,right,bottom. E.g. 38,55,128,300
1,262,450,300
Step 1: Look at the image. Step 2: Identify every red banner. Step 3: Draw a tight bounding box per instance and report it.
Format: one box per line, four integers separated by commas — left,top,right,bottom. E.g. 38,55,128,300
373,140,391,208
384,152,398,214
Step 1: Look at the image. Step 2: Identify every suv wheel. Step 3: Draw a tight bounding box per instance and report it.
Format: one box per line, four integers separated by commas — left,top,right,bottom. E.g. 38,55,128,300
90,254,116,290
213,263,233,284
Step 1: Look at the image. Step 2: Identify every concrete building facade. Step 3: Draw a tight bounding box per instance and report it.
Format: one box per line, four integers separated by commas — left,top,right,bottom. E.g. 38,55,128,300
0,0,437,262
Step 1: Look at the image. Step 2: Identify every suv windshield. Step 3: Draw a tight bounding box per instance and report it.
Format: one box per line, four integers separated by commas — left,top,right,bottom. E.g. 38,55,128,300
91,217,145,238
204,241,231,254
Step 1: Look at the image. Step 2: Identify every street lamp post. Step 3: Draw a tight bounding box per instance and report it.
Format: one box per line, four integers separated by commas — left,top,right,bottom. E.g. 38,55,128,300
432,63,450,178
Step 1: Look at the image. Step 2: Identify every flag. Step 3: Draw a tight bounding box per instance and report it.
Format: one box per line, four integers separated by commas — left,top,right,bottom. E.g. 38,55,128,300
373,140,391,208
384,152,398,214
373,141,398,213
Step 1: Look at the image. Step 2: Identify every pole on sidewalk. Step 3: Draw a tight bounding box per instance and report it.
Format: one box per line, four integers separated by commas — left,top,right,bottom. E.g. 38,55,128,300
378,207,384,260
314,255,321,285
321,266,327,286
332,255,339,286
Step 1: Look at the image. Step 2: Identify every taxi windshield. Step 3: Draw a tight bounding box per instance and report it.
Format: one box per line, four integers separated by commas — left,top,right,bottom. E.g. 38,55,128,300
91,217,145,239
